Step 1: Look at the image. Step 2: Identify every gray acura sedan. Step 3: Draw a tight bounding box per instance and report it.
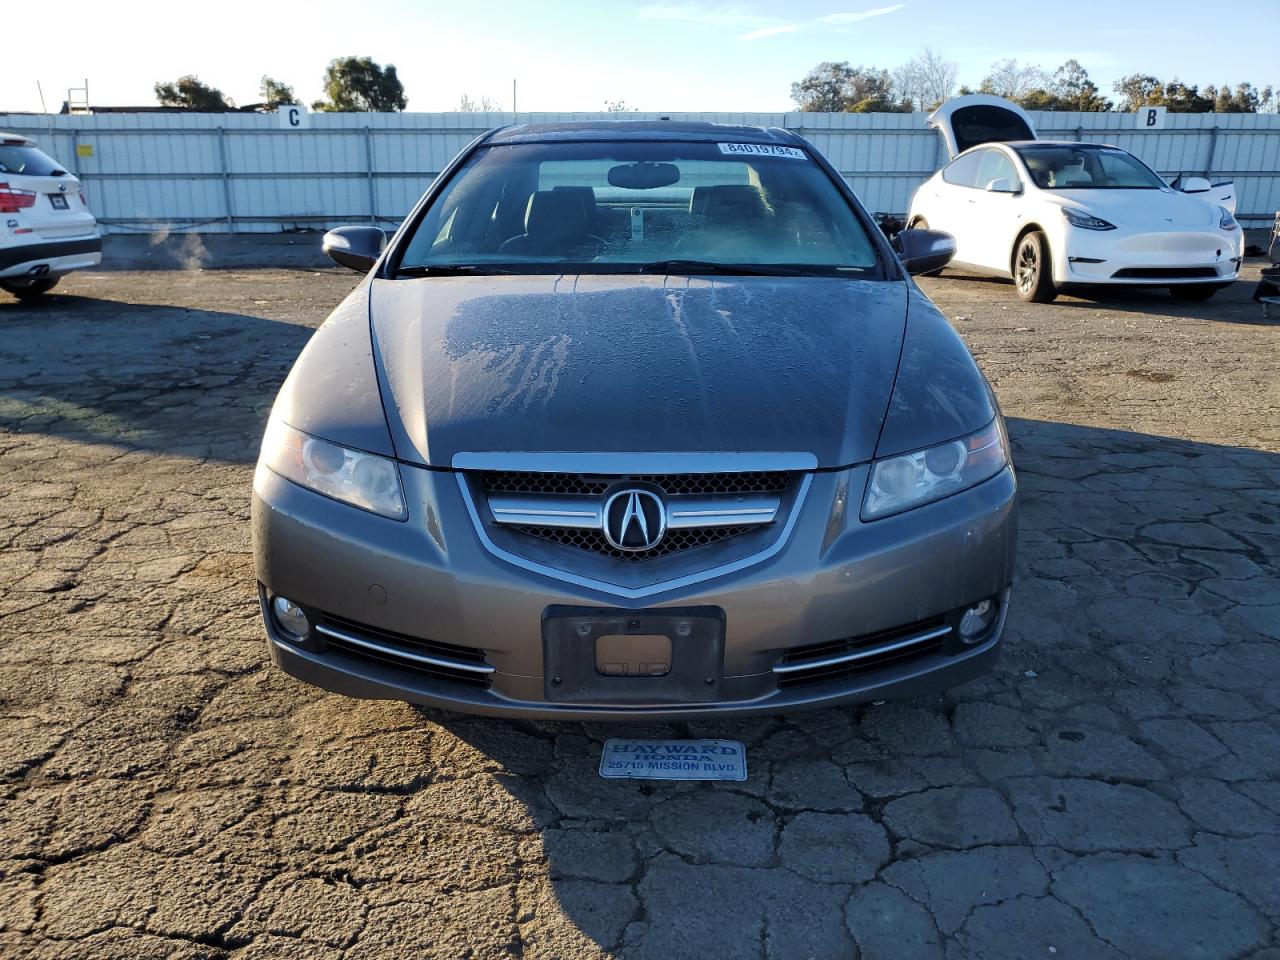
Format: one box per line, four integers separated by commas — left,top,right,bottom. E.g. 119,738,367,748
252,121,1017,719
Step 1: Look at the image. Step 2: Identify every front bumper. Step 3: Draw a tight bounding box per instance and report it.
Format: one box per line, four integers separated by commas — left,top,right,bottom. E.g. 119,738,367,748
1060,227,1242,286
252,462,1018,719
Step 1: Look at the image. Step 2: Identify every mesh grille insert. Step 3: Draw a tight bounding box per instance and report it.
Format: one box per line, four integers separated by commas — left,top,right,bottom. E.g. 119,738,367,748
518,524,752,561
479,470,790,497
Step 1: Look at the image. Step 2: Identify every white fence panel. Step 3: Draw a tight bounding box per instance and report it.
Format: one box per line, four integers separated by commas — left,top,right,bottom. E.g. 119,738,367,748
3,110,1277,233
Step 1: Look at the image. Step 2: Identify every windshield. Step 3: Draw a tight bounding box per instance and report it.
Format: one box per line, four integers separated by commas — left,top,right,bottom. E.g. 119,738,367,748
0,145,66,177
395,140,884,278
1015,145,1165,190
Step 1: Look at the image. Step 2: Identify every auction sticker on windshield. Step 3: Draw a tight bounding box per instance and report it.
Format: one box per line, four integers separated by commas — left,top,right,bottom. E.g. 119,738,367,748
717,143,807,159
599,739,747,781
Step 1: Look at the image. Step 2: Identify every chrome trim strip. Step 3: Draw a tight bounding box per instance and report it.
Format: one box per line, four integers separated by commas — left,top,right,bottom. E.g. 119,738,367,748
315,623,496,675
667,497,778,529
488,496,604,529
452,451,818,473
456,472,814,600
486,493,779,531
772,625,953,675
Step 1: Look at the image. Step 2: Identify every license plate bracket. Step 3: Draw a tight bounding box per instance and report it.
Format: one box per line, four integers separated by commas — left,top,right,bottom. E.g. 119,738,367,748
543,606,724,704
48,194,69,210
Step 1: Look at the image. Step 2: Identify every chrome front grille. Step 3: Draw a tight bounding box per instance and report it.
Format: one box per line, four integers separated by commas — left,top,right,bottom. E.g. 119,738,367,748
473,470,794,561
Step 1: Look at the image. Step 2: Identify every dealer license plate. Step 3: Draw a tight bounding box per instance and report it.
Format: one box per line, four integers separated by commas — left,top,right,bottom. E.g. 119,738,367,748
599,738,747,781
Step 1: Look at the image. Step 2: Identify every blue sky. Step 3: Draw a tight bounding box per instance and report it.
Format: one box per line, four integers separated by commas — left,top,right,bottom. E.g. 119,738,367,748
3,0,1276,113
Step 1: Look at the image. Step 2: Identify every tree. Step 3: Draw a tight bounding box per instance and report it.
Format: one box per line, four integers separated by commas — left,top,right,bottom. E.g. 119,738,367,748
604,100,639,112
1214,82,1261,113
312,56,407,112
457,93,501,112
790,61,909,113
1113,73,1164,111
1113,74,1216,112
979,59,1050,100
154,75,233,111
1051,60,1111,111
892,48,957,111
260,76,296,108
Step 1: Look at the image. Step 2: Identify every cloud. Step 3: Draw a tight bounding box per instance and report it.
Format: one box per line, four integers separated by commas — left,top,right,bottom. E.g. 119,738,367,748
637,4,774,31
819,4,907,25
735,4,907,41
736,23,802,40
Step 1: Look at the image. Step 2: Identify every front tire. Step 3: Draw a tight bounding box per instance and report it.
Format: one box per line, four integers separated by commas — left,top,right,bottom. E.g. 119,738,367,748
1169,283,1225,302
0,278,60,301
1014,232,1056,303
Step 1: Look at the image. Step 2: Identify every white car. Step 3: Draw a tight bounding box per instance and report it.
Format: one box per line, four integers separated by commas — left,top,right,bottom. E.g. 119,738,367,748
907,96,1243,303
1,132,101,301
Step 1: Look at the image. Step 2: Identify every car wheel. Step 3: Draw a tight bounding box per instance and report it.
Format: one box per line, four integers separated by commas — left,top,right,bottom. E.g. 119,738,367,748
909,218,945,277
0,278,60,301
1013,232,1056,303
1169,283,1224,302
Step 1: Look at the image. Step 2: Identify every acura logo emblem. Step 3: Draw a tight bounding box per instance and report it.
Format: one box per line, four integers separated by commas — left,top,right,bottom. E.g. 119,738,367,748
603,489,667,551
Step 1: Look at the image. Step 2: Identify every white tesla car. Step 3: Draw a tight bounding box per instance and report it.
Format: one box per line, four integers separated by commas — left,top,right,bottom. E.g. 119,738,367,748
907,96,1243,302
0,132,101,301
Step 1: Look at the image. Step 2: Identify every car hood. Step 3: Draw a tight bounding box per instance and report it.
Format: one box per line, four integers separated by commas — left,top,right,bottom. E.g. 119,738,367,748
1048,188,1216,228
368,274,910,469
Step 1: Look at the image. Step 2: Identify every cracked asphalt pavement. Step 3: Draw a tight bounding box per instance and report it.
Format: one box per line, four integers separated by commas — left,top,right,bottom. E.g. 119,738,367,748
1,247,1277,959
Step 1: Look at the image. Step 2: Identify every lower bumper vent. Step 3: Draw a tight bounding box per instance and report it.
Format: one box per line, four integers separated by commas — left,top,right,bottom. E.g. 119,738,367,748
316,614,493,688
774,615,951,689
1111,267,1218,279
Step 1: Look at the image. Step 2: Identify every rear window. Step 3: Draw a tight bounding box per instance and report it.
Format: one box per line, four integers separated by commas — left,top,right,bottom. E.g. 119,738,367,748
396,139,884,278
948,105,1034,154
0,144,66,177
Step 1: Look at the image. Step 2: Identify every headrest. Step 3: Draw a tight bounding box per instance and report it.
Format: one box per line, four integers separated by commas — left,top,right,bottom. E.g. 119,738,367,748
552,185,597,214
699,184,768,224
524,190,588,238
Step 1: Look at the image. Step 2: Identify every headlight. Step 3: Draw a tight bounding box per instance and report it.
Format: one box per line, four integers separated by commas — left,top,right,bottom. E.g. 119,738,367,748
260,416,407,520
1062,207,1116,231
862,419,1010,520
1218,206,1237,231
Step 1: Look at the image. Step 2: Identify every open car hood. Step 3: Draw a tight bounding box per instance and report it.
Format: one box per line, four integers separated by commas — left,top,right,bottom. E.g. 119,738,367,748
928,94,1037,160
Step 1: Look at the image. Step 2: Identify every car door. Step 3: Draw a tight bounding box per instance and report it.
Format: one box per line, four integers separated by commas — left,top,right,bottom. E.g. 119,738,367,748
961,148,1025,275
927,151,988,268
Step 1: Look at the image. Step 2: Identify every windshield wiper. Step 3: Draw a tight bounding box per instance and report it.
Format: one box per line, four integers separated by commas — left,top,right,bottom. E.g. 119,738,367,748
636,259,804,277
392,264,516,278
636,260,860,278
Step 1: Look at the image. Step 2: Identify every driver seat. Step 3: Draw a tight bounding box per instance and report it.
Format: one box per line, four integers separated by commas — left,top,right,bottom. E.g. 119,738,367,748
500,191,594,257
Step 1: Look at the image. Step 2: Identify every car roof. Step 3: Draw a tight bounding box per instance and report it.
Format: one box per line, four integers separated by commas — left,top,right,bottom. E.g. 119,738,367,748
1002,140,1121,149
485,120,802,146
1,133,36,146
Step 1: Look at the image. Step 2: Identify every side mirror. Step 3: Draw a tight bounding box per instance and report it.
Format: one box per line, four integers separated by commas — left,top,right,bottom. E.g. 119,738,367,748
323,226,386,271
894,228,956,276
1178,176,1212,194
985,177,1019,194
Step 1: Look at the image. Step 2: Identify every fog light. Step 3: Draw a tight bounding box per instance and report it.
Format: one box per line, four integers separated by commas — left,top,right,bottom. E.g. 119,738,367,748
271,596,310,640
959,598,996,641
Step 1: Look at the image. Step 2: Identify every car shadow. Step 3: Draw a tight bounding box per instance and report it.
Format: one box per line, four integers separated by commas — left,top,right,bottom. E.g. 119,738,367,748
416,415,1279,956
0,294,313,463
923,270,1272,325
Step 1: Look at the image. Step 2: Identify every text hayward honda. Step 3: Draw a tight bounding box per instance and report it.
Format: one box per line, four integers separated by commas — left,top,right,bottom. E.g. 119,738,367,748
252,121,1017,719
